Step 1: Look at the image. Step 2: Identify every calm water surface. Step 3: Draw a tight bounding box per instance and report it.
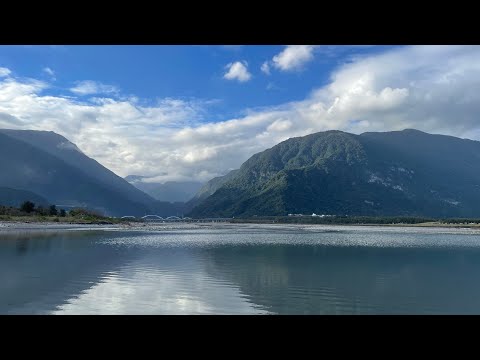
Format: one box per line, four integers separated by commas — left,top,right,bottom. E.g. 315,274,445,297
2,224,480,314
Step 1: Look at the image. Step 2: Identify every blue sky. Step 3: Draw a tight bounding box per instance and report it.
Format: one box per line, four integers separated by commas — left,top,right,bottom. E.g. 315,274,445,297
0,45,398,120
0,45,479,183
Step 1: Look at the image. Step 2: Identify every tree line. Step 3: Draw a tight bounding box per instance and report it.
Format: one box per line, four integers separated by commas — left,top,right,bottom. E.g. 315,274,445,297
230,215,480,225
0,201,66,217
0,201,103,219
232,215,436,225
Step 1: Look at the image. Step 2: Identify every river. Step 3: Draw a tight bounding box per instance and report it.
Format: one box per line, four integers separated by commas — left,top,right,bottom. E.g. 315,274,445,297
2,223,480,314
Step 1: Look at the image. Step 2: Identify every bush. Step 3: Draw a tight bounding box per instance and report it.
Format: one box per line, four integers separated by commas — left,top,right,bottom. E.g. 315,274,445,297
35,206,49,216
20,201,35,213
49,205,58,216
59,209,66,217
0,206,22,216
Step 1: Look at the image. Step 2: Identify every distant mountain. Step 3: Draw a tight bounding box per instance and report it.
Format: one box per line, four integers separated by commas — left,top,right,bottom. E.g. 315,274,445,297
0,130,182,217
0,187,49,208
124,175,145,183
185,170,239,211
125,175,203,203
189,129,480,218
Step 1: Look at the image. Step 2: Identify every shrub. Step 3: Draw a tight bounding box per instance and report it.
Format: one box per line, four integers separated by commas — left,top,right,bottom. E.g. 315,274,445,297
35,206,49,216
49,205,58,216
20,201,35,213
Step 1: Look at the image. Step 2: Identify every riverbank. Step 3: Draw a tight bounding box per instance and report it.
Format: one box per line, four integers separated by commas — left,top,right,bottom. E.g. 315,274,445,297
2,219,480,233
0,220,121,231
231,218,480,229
0,220,207,231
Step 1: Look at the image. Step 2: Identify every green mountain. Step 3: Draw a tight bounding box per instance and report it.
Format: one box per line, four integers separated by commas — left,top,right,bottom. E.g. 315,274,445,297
0,187,49,208
0,130,182,217
189,129,480,218
185,169,239,211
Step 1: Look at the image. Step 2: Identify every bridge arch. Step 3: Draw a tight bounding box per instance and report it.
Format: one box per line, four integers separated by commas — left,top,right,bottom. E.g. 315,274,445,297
165,216,181,220
141,215,165,220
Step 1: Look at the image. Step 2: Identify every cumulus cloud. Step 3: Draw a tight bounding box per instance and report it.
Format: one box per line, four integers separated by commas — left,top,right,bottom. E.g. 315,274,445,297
0,67,11,77
70,80,119,95
223,61,252,82
1,46,480,183
261,61,270,75
272,45,317,71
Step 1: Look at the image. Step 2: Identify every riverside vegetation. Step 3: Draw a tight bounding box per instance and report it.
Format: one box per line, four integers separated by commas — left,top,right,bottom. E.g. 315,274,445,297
2,201,480,228
0,201,126,224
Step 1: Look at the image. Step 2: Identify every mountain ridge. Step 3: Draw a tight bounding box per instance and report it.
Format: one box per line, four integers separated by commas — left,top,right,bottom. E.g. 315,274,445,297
189,129,480,218
185,169,240,210
0,187,49,208
0,129,185,216
0,129,155,206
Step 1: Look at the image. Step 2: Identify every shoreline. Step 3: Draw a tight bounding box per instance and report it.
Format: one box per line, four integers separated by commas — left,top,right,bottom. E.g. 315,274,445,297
0,220,122,231
1,220,480,232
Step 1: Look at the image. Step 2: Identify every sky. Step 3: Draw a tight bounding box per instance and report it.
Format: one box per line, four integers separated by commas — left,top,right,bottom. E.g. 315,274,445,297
0,45,479,183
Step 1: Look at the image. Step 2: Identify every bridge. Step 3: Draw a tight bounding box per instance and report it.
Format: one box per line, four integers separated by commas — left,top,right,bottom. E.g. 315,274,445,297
120,215,230,223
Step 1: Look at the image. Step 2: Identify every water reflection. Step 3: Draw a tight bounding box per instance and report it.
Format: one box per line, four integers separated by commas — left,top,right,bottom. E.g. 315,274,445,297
0,230,141,314
0,230,268,314
53,250,268,315
202,245,480,314
3,226,480,314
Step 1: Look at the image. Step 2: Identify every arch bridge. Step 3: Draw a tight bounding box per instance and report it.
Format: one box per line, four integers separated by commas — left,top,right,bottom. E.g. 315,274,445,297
119,215,230,223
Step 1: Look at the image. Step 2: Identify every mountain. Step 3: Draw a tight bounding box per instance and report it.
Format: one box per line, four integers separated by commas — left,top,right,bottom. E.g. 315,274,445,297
189,129,480,218
125,175,203,202
0,130,154,207
0,130,184,217
0,187,49,208
189,170,239,203
184,169,240,212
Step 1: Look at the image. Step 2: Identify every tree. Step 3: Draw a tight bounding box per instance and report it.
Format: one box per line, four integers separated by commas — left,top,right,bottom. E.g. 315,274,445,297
20,201,35,214
59,209,66,217
49,205,58,216
36,206,48,216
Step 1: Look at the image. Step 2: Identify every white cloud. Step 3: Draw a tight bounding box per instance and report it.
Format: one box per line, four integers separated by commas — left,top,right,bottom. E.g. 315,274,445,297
43,67,55,79
267,119,292,132
223,61,252,82
272,45,317,71
1,46,480,184
266,82,281,91
43,67,55,76
0,67,11,77
261,61,270,75
70,80,119,95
